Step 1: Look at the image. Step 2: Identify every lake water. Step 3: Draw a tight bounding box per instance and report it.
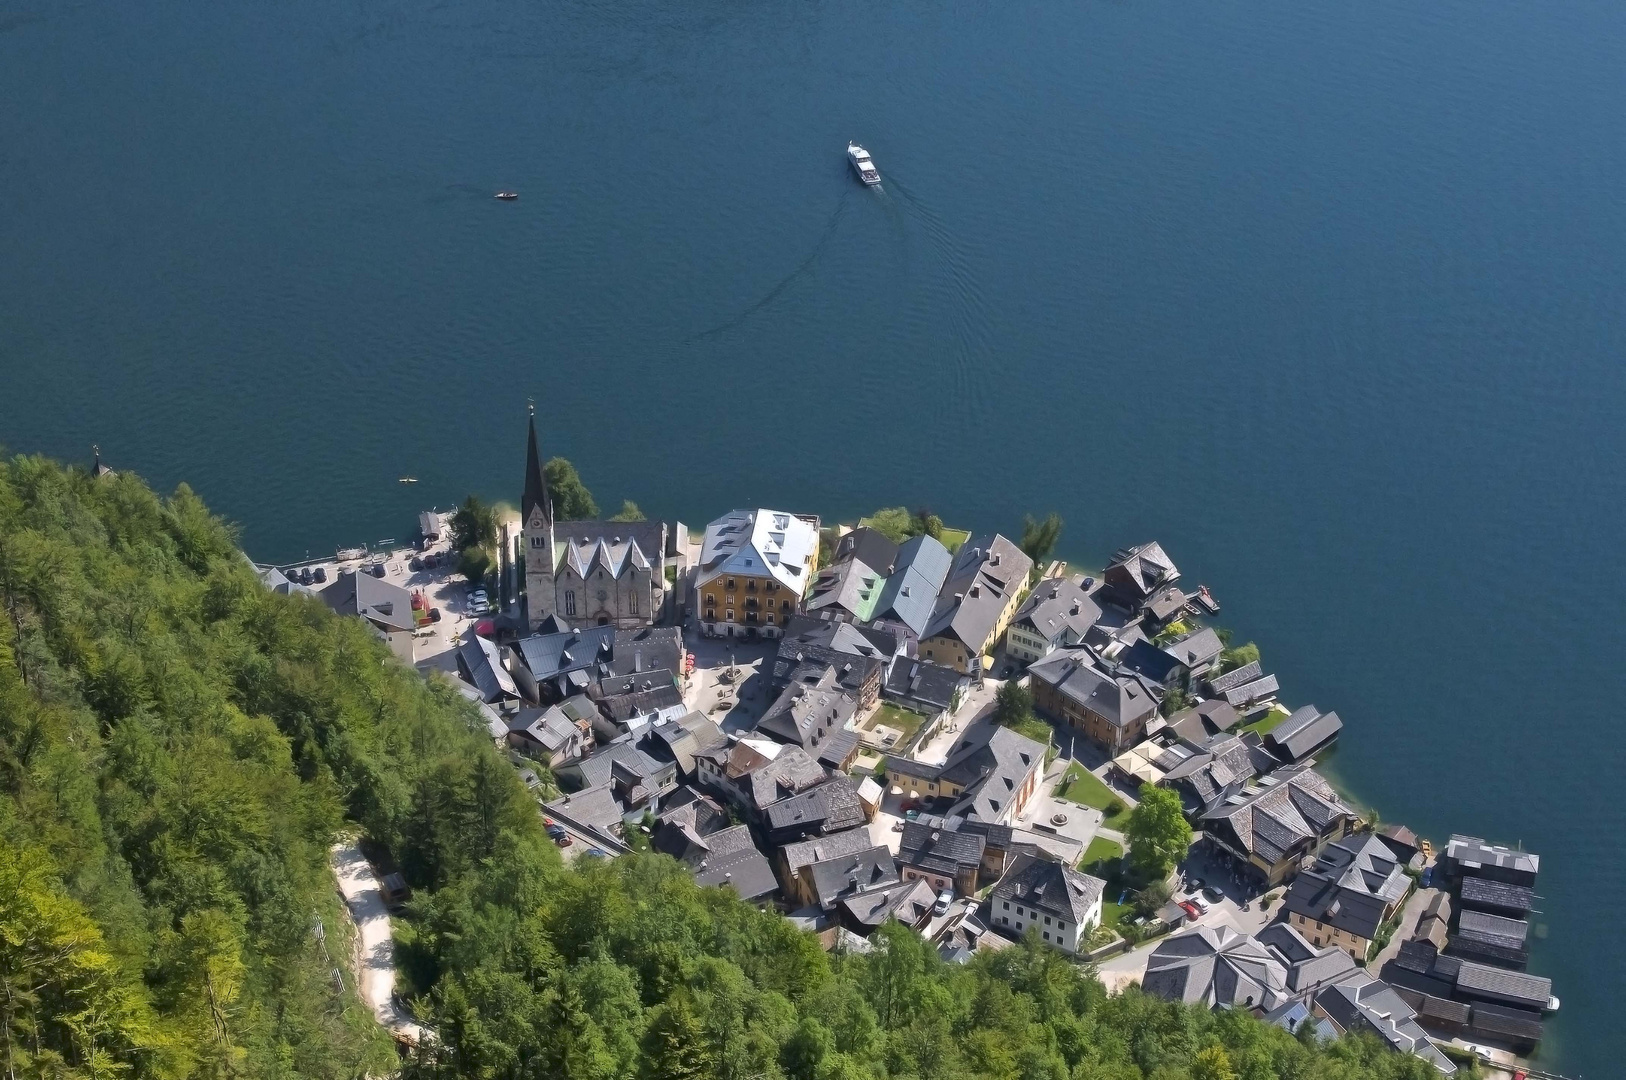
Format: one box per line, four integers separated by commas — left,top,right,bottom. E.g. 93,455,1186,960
3,0,1624,1071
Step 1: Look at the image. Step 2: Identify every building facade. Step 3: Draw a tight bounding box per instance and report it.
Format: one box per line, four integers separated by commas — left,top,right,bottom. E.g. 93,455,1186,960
696,509,821,638
520,411,669,630
918,533,1033,673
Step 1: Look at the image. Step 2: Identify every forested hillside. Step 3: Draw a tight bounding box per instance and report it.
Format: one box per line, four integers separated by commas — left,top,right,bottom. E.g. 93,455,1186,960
0,455,1444,1080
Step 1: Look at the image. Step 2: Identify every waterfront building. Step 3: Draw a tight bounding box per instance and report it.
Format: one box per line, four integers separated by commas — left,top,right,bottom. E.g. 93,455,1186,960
520,412,676,629
918,533,1033,673
1281,833,1410,960
696,508,821,639
1201,764,1356,886
1004,576,1100,664
1027,647,1160,754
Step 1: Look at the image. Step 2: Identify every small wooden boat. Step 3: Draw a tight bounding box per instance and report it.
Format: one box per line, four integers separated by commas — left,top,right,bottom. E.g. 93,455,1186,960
494,191,518,200
1195,584,1219,613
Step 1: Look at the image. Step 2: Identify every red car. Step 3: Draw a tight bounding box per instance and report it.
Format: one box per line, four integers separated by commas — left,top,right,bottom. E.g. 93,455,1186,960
1179,902,1201,920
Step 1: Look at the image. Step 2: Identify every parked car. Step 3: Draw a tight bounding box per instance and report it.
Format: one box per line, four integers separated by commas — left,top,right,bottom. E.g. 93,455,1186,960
298,567,313,585
312,566,326,583
369,563,386,578
933,889,954,917
409,556,422,571
1186,876,1206,893
1188,893,1212,914
546,825,571,846
1201,887,1224,905
1179,901,1201,920
585,848,609,859
429,607,442,623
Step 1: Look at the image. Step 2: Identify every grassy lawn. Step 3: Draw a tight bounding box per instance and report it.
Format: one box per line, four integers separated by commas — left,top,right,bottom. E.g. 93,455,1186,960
865,702,927,747
1100,900,1131,931
938,527,971,552
1238,707,1291,737
1056,765,1131,829
1079,836,1124,875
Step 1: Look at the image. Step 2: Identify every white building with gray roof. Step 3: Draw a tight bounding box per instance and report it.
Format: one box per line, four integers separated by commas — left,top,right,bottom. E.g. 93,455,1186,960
988,854,1104,954
1005,576,1101,663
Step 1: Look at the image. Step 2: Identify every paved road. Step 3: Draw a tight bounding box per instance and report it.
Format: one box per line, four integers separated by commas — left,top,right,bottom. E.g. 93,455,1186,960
1371,886,1439,972
330,842,429,1047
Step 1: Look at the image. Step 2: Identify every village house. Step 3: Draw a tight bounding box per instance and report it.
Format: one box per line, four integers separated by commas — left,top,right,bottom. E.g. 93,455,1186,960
505,694,597,767
897,820,986,897
882,724,1046,826
755,665,862,771
1097,541,1186,624
1027,647,1160,754
519,412,679,630
775,826,881,908
770,615,900,709
455,635,520,705
652,796,779,903
762,775,866,847
1004,576,1101,664
988,854,1105,954
507,623,684,703
696,508,821,639
1281,833,1410,960
918,533,1033,673
694,738,828,820
867,533,954,643
803,526,897,623
1201,764,1357,886
1264,704,1344,764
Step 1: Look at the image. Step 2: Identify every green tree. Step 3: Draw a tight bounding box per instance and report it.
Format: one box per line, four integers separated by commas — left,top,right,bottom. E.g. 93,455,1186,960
780,1016,833,1080
994,680,1035,727
607,500,646,522
1131,879,1173,919
1125,785,1193,881
544,457,599,519
642,995,714,1080
1190,1044,1237,1080
910,507,944,540
1219,641,1259,672
1019,512,1064,568
864,507,914,544
450,494,498,552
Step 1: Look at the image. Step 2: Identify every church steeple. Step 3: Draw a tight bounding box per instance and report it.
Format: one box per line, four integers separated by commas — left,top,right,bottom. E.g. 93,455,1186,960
522,403,551,526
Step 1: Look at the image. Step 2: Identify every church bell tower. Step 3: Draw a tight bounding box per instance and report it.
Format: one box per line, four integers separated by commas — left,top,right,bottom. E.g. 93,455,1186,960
522,405,556,630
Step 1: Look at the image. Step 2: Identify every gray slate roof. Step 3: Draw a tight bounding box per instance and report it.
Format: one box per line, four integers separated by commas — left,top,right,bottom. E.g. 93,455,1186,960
321,570,417,632
922,533,1032,649
870,534,954,638
1162,626,1223,670
1011,577,1101,647
1143,925,1290,1011
1315,972,1456,1075
883,659,965,711
885,724,1046,824
1445,835,1540,878
764,776,865,836
1458,876,1535,914
1282,833,1406,940
990,854,1104,926
1452,959,1551,1010
1206,660,1262,695
1223,674,1280,708
1266,705,1343,762
1203,764,1355,866
840,879,938,929
457,635,520,702
1027,648,1159,730
779,826,879,877
808,845,899,909
545,783,625,833
680,824,779,901
757,664,860,756
897,821,987,877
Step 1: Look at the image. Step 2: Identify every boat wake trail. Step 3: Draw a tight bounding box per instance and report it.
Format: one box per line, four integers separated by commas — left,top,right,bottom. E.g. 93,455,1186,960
887,176,995,424
687,191,850,343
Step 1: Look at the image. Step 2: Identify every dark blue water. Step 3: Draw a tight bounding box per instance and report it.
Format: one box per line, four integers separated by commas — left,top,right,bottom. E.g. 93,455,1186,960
4,0,1624,1070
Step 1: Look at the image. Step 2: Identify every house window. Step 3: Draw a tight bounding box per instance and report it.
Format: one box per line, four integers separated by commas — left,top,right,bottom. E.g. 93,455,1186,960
1001,916,1009,925
1043,932,1050,942
531,534,543,548
726,610,734,622
766,613,775,624
1044,917,1051,926
565,591,576,616
1002,902,1009,910
727,578,735,589
781,600,790,611
925,649,934,659
629,591,638,615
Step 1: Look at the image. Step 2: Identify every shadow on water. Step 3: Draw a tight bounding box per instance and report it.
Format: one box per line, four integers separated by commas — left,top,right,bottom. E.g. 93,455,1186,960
686,188,853,342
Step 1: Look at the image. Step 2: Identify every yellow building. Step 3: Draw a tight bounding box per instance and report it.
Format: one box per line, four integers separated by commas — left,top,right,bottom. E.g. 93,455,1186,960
917,533,1032,673
696,509,820,639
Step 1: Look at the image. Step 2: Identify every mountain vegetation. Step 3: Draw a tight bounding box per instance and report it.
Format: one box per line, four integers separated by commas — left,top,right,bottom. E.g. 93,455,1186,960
0,454,1442,1080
